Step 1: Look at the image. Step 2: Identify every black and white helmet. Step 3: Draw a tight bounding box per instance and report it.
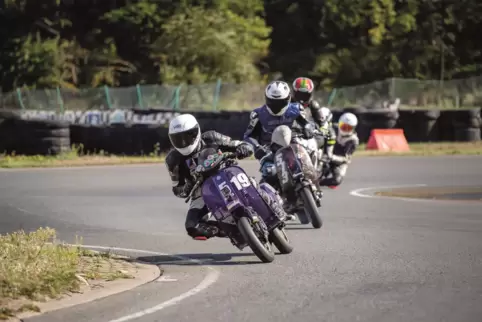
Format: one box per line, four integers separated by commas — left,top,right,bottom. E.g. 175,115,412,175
265,81,291,116
168,113,201,156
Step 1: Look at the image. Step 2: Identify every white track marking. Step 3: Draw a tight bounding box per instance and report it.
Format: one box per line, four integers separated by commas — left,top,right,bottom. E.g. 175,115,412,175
350,184,482,205
156,276,178,282
349,184,479,204
76,245,220,322
350,184,428,201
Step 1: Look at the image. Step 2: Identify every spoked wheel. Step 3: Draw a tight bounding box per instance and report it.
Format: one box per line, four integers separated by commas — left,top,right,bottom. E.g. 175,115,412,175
237,216,275,263
269,226,294,254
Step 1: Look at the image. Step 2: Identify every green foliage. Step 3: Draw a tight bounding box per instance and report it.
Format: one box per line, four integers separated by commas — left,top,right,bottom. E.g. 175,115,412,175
0,0,481,92
152,5,270,84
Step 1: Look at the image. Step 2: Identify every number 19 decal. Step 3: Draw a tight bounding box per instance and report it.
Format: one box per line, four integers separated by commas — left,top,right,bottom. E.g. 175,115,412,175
218,173,251,191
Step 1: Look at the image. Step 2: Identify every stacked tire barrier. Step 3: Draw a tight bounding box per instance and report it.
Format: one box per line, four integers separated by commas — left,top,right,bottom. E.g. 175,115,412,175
70,123,169,155
0,112,70,155
1,107,481,157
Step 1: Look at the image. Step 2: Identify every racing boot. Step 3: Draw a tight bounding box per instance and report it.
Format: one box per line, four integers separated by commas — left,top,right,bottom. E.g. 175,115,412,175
283,202,298,221
192,223,227,241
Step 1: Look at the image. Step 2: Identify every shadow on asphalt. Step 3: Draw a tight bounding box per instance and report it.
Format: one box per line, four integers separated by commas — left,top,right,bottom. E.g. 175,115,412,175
136,252,266,266
285,226,314,230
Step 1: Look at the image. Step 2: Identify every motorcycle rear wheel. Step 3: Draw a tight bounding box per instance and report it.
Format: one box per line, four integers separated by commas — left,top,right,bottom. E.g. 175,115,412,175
269,227,294,254
300,186,323,229
237,216,275,263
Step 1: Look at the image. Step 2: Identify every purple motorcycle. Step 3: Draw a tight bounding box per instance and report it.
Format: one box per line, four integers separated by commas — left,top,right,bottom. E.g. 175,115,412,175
184,148,293,263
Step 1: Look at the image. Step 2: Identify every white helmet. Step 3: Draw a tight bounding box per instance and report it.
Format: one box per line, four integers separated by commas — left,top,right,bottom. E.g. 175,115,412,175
315,106,333,125
168,114,201,156
265,81,291,116
338,112,358,136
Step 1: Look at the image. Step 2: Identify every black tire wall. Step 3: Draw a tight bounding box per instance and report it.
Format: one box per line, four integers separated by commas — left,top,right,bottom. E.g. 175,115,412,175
1,107,481,156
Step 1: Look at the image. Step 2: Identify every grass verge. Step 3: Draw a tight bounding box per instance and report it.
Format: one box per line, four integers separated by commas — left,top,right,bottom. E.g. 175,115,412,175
357,141,482,156
0,142,481,169
0,228,137,320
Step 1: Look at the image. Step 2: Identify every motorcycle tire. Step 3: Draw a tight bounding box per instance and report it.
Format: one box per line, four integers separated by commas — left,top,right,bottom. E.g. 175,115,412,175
237,216,275,263
269,227,294,254
300,186,323,229
296,209,311,224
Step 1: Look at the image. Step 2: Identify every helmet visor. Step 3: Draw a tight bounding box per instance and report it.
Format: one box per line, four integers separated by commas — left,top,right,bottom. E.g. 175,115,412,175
266,97,290,114
169,125,200,150
339,122,354,133
294,91,312,104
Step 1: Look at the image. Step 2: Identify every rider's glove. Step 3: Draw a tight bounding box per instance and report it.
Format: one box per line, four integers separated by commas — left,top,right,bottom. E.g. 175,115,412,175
303,123,315,139
236,143,254,159
254,145,268,160
176,181,194,198
260,161,275,177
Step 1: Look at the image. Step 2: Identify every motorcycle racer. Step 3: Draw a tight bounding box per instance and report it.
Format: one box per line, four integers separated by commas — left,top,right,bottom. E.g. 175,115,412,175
243,80,316,181
166,113,287,240
312,106,337,161
292,77,336,165
243,81,315,219
319,112,359,188
243,80,315,150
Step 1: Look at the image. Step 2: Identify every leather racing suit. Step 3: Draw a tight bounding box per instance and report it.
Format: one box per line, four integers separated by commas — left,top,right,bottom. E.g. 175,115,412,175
242,102,314,185
319,128,359,187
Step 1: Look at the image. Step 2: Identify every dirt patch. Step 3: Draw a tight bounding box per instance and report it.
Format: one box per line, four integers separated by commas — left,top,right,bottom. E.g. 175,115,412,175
375,186,482,201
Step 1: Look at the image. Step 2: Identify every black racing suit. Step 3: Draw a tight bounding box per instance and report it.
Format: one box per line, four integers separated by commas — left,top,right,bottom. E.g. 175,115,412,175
319,128,359,187
166,131,245,238
314,121,337,158
294,98,334,156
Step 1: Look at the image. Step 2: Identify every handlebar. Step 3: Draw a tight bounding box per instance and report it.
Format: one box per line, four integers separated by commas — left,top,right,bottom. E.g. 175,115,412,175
183,152,238,203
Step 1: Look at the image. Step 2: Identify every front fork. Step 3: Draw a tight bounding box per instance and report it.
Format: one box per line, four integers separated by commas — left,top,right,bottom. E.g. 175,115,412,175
295,179,323,208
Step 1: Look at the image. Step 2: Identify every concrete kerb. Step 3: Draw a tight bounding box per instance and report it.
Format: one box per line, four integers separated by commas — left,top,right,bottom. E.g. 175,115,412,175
12,244,220,322
12,245,162,321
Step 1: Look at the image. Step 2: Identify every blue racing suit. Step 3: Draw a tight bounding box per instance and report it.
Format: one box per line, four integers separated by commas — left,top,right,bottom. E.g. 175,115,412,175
243,102,314,182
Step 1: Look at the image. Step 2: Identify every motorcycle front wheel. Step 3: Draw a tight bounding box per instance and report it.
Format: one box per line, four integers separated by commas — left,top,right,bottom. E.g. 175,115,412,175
269,227,294,254
300,186,323,229
237,216,275,263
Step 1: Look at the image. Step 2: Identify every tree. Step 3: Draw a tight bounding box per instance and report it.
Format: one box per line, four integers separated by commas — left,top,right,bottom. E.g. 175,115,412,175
151,5,270,84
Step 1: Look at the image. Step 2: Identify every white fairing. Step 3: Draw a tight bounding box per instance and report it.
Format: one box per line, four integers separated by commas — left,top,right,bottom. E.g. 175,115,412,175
296,137,319,169
168,113,201,156
271,125,292,147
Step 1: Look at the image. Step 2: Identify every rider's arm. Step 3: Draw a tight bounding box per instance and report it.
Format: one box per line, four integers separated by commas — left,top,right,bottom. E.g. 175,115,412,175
202,130,239,152
323,126,336,157
331,137,359,164
203,130,253,158
294,108,316,139
295,112,310,128
165,150,191,198
243,111,263,149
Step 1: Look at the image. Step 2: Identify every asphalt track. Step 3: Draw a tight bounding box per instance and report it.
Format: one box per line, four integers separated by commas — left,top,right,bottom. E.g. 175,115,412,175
1,156,482,322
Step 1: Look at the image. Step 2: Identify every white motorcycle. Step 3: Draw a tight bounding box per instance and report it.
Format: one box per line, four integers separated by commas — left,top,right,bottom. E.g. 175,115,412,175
260,125,324,228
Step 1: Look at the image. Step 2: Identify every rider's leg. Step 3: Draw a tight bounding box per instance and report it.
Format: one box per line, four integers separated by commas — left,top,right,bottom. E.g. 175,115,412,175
319,163,347,188
185,197,225,239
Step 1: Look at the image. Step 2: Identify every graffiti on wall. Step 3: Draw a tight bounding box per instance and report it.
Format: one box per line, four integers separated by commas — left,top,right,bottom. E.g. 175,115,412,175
19,109,180,125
